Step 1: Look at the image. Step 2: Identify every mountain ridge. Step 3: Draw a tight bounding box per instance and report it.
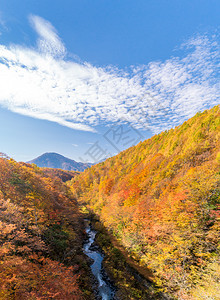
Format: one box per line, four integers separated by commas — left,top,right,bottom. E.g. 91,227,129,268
27,152,92,171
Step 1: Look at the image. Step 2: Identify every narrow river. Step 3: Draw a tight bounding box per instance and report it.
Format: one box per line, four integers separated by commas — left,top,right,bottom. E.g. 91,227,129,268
83,220,115,299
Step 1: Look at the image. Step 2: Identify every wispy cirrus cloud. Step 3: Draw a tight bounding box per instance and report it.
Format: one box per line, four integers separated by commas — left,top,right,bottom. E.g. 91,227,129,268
29,15,66,58
0,15,219,133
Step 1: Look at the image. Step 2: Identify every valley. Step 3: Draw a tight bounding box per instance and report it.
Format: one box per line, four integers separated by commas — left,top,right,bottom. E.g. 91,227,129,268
0,105,219,299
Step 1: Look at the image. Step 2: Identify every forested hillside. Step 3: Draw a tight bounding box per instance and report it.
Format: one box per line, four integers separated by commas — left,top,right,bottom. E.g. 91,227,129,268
41,167,79,182
0,157,91,299
70,105,220,299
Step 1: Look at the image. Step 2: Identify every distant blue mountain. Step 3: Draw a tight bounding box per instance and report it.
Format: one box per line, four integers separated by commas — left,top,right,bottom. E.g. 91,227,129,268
27,152,92,171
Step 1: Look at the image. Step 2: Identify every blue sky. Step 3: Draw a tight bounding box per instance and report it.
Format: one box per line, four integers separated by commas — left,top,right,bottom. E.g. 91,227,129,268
0,0,219,162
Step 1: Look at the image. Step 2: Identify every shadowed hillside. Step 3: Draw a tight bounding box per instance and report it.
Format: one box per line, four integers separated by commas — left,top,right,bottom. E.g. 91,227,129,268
41,167,79,182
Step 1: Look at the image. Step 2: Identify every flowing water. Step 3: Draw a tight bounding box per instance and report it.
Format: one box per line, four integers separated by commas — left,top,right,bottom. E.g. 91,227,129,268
83,220,115,300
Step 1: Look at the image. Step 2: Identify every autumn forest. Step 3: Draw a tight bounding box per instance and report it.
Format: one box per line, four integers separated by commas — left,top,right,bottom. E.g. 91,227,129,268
0,105,219,299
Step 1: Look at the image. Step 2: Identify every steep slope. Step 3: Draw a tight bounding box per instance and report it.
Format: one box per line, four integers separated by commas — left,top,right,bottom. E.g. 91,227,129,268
27,152,92,171
70,105,220,299
0,158,93,299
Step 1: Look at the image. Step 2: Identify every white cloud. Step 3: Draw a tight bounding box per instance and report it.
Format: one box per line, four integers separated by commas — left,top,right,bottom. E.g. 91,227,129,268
29,15,66,58
0,15,219,134
72,144,78,147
